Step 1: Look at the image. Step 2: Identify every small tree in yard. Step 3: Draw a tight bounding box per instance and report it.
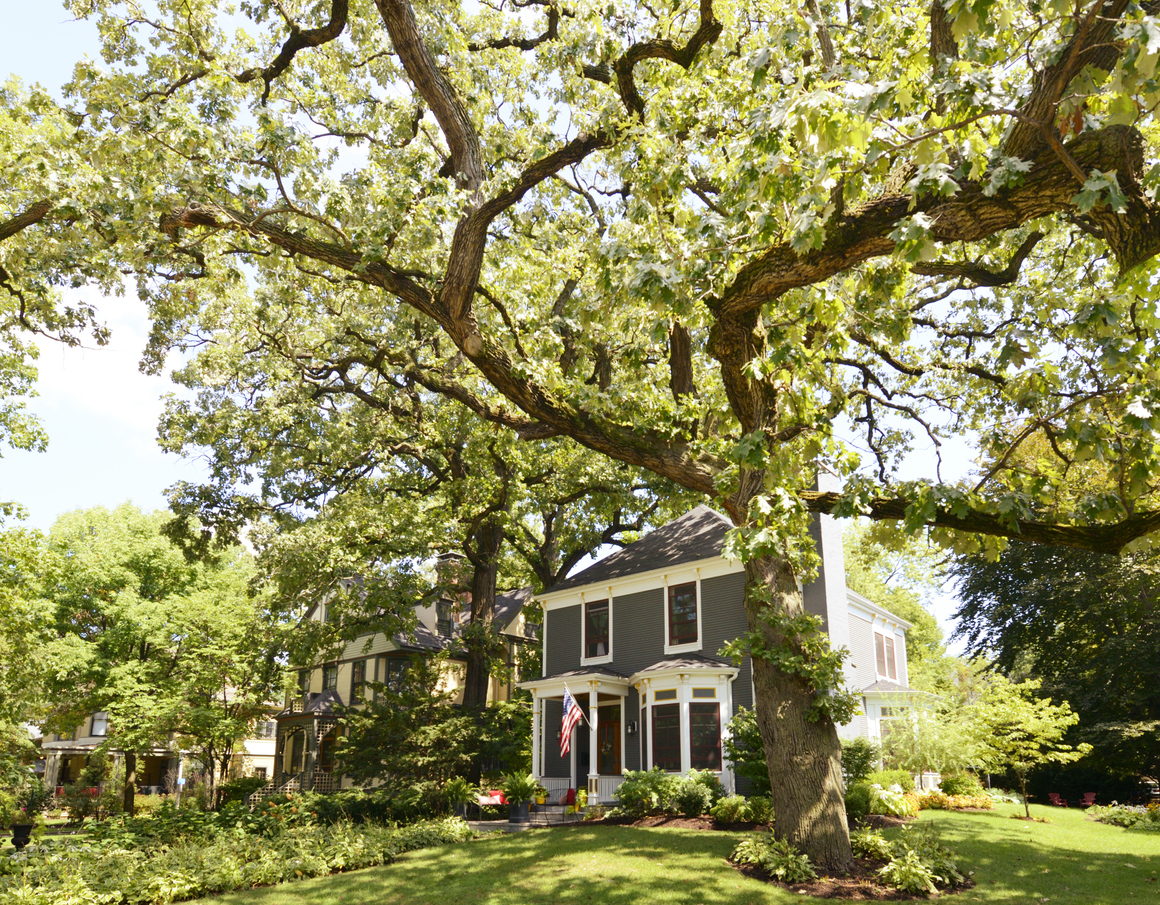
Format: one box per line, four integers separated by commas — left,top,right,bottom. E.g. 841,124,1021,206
968,677,1091,818
881,709,979,789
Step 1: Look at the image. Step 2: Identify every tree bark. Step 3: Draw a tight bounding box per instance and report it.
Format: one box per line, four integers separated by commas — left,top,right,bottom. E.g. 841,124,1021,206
743,554,853,872
462,517,504,710
122,752,137,816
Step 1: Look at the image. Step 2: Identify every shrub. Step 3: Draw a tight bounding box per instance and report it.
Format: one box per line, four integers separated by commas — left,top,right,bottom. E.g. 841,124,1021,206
1088,802,1160,831
131,794,170,817
731,834,817,883
711,795,749,823
722,708,771,795
684,769,725,803
673,780,713,818
867,769,913,792
845,781,872,820
610,769,679,819
869,784,916,818
870,826,967,895
878,847,937,895
217,776,267,806
748,796,774,825
938,772,984,797
0,818,474,904
917,790,951,810
850,827,893,860
841,737,881,784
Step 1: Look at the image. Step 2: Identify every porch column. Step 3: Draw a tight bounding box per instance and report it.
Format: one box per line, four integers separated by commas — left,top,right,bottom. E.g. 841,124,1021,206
588,682,599,801
679,673,691,775
619,693,627,776
530,691,541,781
44,752,60,789
303,721,317,791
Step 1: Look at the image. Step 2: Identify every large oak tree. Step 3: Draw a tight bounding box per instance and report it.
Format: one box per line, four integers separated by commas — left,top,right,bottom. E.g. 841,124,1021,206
8,0,1160,867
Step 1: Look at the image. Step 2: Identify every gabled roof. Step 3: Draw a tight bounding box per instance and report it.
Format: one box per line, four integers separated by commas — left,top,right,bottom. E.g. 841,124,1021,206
494,587,534,634
546,506,733,594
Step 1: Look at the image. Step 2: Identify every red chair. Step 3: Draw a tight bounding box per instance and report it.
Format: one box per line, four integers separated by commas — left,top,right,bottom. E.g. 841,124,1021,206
1048,792,1068,807
1079,792,1096,807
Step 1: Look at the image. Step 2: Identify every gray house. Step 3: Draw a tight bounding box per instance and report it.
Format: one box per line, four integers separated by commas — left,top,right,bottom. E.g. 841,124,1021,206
519,506,920,802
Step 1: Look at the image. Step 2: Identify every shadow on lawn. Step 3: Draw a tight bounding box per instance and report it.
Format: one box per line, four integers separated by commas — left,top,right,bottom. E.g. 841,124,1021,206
915,811,1158,902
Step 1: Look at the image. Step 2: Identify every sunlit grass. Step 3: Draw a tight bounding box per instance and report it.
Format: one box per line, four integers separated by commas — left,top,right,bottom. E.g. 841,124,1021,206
191,803,1160,905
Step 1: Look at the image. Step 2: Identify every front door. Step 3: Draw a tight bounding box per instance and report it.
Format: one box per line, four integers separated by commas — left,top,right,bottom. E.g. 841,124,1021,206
597,705,621,774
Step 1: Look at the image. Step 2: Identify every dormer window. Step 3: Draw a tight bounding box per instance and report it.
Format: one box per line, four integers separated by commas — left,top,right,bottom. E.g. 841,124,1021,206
436,600,453,636
875,631,897,681
584,599,610,660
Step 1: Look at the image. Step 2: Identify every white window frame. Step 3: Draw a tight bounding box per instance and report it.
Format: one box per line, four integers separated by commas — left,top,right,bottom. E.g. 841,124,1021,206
580,593,614,666
874,630,898,682
663,577,703,655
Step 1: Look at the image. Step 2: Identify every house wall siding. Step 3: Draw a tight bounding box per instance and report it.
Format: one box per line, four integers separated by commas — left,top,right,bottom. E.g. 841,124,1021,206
848,613,876,691
701,571,750,709
604,588,663,676
545,605,581,675
542,699,568,777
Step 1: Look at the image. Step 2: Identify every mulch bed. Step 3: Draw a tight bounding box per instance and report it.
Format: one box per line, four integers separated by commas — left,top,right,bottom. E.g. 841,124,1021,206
734,858,975,900
584,813,972,899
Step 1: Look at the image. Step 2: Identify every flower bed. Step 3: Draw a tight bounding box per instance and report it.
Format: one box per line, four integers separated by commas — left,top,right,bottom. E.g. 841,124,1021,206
0,817,474,904
1087,802,1160,831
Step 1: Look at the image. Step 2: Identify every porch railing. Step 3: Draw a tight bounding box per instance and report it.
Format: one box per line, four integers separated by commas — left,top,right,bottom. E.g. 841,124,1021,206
596,775,625,803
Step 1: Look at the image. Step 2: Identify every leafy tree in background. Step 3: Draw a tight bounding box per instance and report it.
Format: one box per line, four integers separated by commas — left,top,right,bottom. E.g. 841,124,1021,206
880,709,978,788
42,504,283,813
337,654,530,797
953,542,1160,778
9,0,1160,867
843,523,951,692
969,675,1090,818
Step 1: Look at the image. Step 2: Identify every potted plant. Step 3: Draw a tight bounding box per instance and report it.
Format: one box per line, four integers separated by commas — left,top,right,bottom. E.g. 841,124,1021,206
444,776,476,819
0,789,30,851
502,772,538,825
533,781,548,806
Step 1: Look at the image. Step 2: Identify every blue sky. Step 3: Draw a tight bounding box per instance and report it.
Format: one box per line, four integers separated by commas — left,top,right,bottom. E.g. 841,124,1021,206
1,6,208,531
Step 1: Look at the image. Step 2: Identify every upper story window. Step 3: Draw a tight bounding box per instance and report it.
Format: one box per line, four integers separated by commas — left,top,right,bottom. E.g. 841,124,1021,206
875,631,898,682
384,657,410,692
297,668,310,695
90,712,108,737
323,664,338,691
667,582,699,647
436,600,454,637
584,599,610,660
256,720,277,739
350,659,367,701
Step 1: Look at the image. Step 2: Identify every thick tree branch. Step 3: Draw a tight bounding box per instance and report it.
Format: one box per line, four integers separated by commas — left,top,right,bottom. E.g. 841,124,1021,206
0,200,53,242
912,231,1045,286
467,4,563,52
236,0,349,104
711,125,1160,323
612,0,722,115
801,491,1160,555
374,0,483,194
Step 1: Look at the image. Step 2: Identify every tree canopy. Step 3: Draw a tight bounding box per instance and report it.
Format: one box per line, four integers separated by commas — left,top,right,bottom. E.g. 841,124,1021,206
7,0,1160,867
41,504,284,812
953,541,1160,778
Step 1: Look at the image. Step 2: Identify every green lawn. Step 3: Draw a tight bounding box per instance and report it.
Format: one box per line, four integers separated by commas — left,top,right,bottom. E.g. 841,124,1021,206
190,804,1159,905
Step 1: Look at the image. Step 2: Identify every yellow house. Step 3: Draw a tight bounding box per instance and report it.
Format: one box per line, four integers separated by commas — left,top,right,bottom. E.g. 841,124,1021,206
254,586,537,801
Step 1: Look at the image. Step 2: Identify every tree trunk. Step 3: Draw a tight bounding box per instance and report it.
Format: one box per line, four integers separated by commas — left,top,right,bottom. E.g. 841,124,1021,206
744,554,854,873
122,752,137,816
462,519,503,710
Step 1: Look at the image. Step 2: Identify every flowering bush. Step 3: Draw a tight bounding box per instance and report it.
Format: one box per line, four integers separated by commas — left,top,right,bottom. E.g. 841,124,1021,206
912,790,993,811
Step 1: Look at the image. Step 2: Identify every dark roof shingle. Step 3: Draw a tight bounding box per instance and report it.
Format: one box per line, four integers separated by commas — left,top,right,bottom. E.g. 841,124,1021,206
547,506,732,593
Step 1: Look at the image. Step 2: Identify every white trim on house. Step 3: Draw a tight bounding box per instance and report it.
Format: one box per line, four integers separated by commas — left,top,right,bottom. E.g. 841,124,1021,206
537,555,742,612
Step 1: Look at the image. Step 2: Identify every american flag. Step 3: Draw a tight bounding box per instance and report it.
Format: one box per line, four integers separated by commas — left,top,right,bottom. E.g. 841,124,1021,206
559,688,584,757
